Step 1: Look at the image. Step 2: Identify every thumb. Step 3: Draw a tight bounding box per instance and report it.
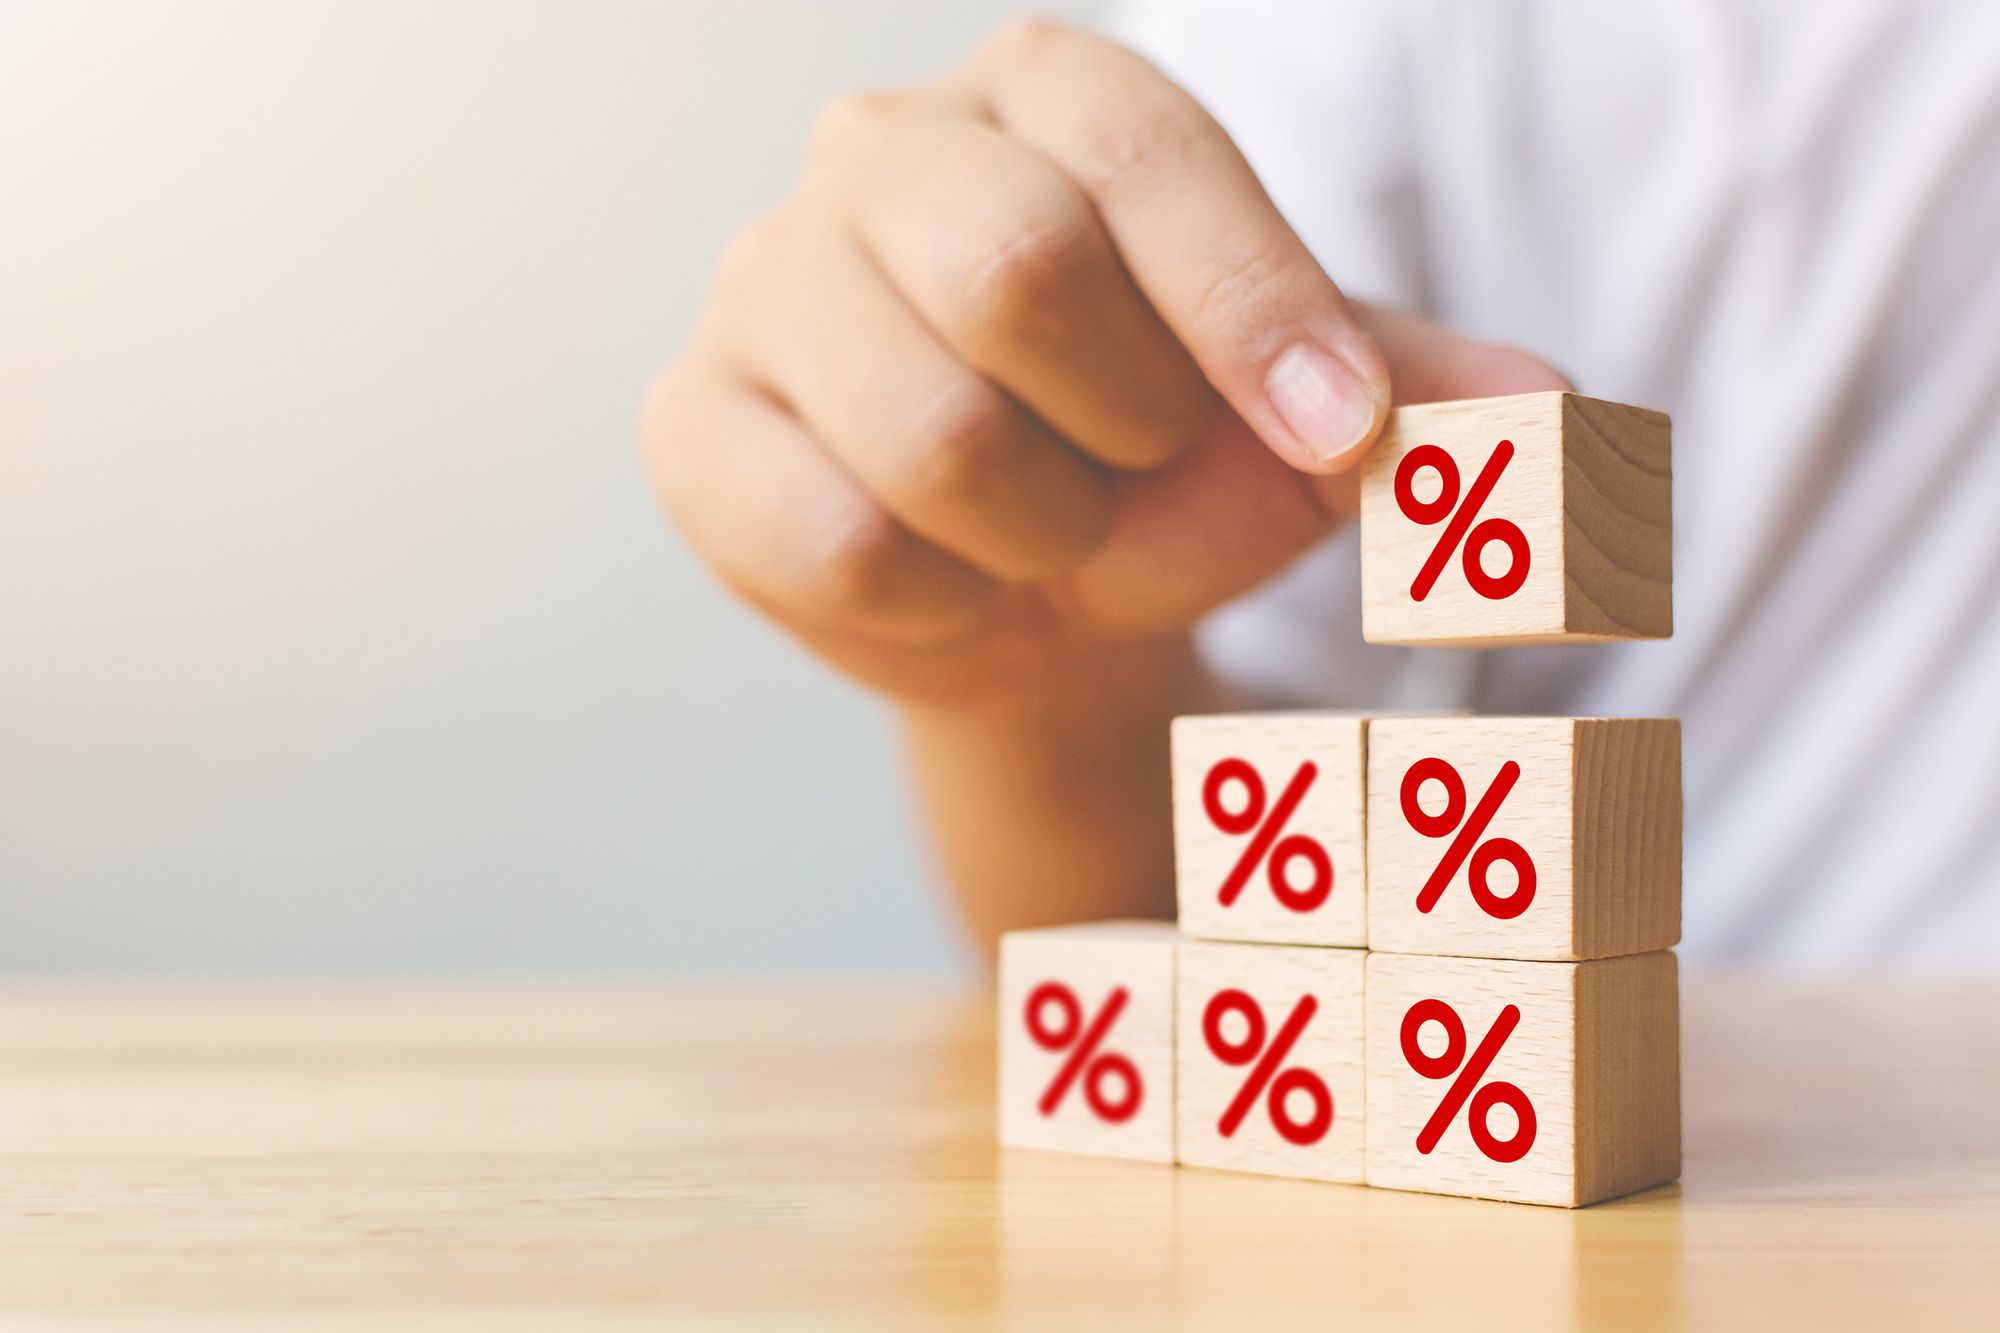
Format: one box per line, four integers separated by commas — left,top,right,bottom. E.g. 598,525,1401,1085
1063,306,1569,636
1300,304,1573,518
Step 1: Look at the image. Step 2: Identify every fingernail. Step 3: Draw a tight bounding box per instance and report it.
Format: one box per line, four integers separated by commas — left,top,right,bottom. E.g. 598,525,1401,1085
1265,342,1385,467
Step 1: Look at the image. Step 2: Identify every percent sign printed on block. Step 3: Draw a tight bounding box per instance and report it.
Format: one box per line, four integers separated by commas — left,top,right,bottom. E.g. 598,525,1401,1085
1171,714,1369,948
1203,759,1333,913
1394,439,1529,602
1369,717,1682,962
1026,982,1140,1123
1202,989,1332,1145
1364,951,1681,1206
998,921,1176,1162
1177,940,1366,1183
1401,757,1536,920
1401,998,1537,1162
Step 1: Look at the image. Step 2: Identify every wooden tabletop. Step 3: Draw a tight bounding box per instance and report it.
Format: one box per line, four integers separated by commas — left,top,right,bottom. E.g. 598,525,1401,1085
2,980,1996,1330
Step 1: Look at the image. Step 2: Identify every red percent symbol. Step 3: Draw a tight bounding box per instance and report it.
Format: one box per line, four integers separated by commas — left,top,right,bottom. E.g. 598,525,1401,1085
1202,989,1332,1145
1025,982,1141,1123
1202,759,1333,913
1401,999,1537,1162
1394,440,1530,601
1400,758,1536,919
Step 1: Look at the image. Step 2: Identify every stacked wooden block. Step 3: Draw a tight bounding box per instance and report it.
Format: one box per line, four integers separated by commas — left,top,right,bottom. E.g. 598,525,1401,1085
998,391,1681,1207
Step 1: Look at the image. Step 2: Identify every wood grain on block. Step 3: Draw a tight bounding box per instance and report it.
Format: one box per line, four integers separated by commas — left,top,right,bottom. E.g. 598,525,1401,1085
1359,391,1672,646
1175,940,1365,1183
998,921,1177,1162
1171,712,1368,948
1365,951,1681,1207
1367,717,1681,961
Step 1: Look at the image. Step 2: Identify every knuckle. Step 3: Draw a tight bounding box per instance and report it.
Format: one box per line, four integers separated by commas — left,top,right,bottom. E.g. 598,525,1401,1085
639,362,749,549
982,16,1074,61
1190,237,1300,350
903,378,1020,507
958,202,1098,342
811,502,909,617
639,363,697,495
712,211,783,299
809,89,899,157
1076,98,1211,196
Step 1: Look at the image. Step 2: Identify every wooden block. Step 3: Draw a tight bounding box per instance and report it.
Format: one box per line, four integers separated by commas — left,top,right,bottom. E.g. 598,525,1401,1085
1365,951,1680,1207
1171,712,1368,948
1175,939,1365,1182
1366,716,1680,961
1359,391,1672,646
997,921,1177,1162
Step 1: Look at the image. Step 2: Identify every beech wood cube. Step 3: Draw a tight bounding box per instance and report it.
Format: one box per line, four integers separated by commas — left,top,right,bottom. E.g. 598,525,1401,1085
1367,716,1681,962
1171,711,1369,948
1175,939,1365,1183
1365,951,1681,1207
998,921,1177,1162
1360,391,1672,646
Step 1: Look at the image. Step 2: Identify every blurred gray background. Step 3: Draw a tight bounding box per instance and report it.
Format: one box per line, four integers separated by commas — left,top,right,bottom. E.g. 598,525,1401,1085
1,0,1098,977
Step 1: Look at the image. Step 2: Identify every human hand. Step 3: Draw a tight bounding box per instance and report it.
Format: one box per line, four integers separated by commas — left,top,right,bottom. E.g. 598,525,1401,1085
645,20,1565,706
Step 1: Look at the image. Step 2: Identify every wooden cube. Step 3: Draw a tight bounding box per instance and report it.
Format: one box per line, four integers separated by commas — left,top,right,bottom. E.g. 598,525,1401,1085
1364,951,1680,1207
1175,939,1365,1182
1366,717,1680,962
998,921,1177,1162
1359,391,1671,646
1171,712,1368,948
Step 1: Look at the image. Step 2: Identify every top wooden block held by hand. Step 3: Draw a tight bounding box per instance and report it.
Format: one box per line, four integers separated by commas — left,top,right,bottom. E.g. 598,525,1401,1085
1359,392,1672,647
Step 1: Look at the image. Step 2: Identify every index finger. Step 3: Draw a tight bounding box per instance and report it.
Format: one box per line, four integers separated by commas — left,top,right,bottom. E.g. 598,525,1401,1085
947,20,1391,474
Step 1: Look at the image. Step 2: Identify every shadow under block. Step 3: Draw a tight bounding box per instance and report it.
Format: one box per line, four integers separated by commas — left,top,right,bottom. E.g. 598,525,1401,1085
1175,940,1365,1183
1171,712,1368,948
1359,391,1672,646
1365,951,1680,1207
998,921,1177,1162
1366,716,1681,962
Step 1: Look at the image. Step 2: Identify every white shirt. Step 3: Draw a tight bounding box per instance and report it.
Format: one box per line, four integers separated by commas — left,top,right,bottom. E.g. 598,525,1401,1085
1114,0,2000,971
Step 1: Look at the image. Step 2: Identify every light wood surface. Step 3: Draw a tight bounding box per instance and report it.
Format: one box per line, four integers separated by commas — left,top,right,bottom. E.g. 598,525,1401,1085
1176,939,1366,1183
998,921,1177,1162
1365,952,1681,1207
1,979,1996,1330
1367,717,1682,961
1359,391,1673,646
1172,711,1370,948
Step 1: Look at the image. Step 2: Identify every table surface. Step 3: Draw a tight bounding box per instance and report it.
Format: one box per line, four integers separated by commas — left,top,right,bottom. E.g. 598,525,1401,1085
2,980,1996,1330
